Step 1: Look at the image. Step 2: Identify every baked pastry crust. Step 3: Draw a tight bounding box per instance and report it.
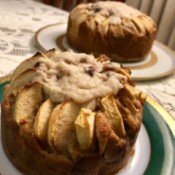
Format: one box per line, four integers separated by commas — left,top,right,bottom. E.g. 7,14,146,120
67,1,157,62
1,49,146,175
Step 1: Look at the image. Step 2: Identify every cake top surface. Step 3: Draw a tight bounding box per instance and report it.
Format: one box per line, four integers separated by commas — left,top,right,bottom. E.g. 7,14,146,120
70,1,156,35
72,1,147,24
8,50,129,104
86,1,142,24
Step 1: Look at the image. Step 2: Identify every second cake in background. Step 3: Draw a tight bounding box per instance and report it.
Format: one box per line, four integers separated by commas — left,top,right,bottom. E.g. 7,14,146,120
67,1,157,62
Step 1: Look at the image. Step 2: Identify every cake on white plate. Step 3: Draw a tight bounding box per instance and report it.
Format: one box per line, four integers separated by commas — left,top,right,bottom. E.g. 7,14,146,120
67,1,157,62
1,49,146,175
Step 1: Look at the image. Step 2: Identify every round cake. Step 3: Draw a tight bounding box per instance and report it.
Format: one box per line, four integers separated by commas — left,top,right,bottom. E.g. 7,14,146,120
1,49,146,175
67,1,157,62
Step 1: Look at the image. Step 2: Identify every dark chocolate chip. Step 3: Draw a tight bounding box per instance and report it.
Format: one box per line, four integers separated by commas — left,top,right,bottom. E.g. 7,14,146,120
34,62,41,68
85,66,95,77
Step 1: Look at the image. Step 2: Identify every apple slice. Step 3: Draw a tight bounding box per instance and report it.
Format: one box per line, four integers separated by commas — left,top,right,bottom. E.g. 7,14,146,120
11,52,47,83
132,17,146,34
47,100,81,155
95,112,112,154
10,49,59,85
44,48,59,60
13,83,43,126
5,69,38,97
34,98,54,141
101,94,126,137
74,108,95,151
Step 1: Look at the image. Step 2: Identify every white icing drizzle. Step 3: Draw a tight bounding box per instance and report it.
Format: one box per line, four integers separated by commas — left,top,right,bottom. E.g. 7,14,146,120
36,51,127,103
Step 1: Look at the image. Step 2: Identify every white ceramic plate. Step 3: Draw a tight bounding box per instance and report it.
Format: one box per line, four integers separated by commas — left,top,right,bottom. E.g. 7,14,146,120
0,82,175,175
35,23,175,81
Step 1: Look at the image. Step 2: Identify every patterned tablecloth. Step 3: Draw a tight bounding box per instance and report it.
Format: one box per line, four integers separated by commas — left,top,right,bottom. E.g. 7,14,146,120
0,0,68,77
0,0,175,122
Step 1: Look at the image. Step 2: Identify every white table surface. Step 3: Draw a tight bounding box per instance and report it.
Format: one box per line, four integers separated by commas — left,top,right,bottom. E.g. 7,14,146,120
0,0,175,121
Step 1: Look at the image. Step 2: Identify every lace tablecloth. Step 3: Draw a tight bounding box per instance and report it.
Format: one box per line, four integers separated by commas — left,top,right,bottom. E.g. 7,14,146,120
0,0,175,123
0,0,68,77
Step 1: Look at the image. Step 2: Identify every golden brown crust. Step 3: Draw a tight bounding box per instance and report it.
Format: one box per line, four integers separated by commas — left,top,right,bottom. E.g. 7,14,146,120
1,94,141,175
1,49,146,175
67,2,157,62
1,95,72,175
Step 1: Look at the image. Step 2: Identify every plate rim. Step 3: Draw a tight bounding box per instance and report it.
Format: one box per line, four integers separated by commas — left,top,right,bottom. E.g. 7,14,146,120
35,23,175,81
143,101,175,175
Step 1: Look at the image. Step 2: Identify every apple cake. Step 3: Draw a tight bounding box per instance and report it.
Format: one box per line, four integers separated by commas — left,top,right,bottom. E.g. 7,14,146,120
67,1,157,62
1,49,146,175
